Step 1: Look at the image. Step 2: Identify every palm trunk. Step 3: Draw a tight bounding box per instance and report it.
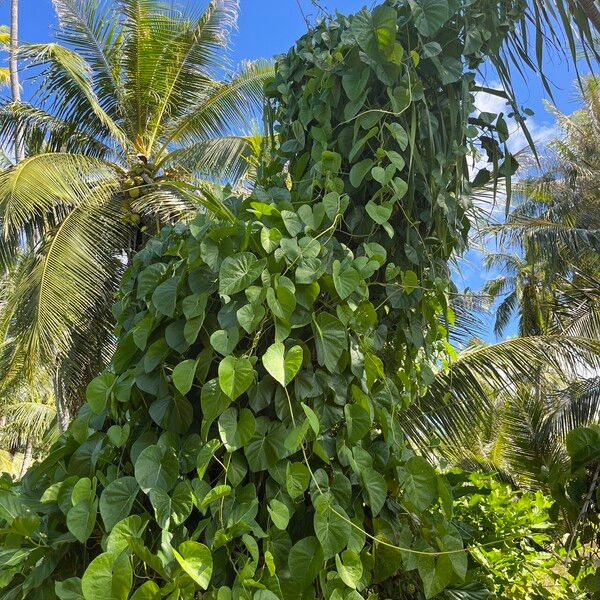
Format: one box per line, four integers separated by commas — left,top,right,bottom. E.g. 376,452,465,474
578,0,600,33
54,369,69,433
9,0,25,162
19,436,32,478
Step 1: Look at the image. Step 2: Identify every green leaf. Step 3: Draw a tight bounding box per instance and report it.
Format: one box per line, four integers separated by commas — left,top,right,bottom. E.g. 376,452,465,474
342,68,370,102
349,159,374,188
268,499,290,530
418,551,453,599
365,200,393,225
218,407,256,451
201,379,230,435
152,277,179,317
286,462,310,499
130,582,160,600
86,373,115,414
137,263,166,299
288,537,324,588
262,342,303,387
362,470,387,516
200,485,232,510
314,498,351,559
344,404,371,443
99,477,138,532
386,122,409,151
197,439,222,478
148,488,172,529
281,210,304,236
437,56,463,84
321,150,342,174
210,327,240,356
335,549,363,589
55,578,84,600
182,293,208,320
134,445,178,493
402,270,419,294
237,302,265,334
107,424,129,448
409,0,449,36
301,403,320,435
399,456,438,511
149,482,193,527
218,356,255,400
219,253,265,296
148,395,192,434
81,552,132,600
173,541,213,590
144,339,169,373
67,498,97,543
566,426,600,470
285,420,310,453
312,313,348,372
172,359,198,395
332,260,361,300
106,515,144,556
351,5,397,59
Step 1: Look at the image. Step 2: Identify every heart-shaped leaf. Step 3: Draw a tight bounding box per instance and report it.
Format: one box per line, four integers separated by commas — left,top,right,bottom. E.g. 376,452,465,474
262,342,303,387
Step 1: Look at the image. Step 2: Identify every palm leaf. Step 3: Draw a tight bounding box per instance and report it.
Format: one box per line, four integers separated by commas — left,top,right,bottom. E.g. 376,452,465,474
22,43,129,150
161,135,257,184
52,0,124,116
4,195,128,368
0,153,121,236
161,59,273,149
145,0,239,151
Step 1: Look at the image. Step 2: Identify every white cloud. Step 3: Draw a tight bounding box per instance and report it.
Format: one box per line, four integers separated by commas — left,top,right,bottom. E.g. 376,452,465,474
473,80,558,154
468,81,558,220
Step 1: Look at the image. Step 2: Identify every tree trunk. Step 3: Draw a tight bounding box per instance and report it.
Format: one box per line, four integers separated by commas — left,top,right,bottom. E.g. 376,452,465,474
54,377,70,434
9,0,25,162
578,0,600,33
19,436,33,478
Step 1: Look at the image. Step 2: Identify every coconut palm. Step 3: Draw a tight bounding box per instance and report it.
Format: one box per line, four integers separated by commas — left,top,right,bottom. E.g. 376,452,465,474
0,0,272,426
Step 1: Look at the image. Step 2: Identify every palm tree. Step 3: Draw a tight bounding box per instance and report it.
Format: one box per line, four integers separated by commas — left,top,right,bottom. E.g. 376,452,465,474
0,0,272,427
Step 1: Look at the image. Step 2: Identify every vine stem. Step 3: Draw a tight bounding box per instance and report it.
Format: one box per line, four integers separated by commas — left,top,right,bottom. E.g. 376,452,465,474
566,462,600,560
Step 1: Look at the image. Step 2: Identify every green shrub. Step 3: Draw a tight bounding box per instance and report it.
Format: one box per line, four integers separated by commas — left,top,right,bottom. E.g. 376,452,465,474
0,1,523,598
451,472,586,599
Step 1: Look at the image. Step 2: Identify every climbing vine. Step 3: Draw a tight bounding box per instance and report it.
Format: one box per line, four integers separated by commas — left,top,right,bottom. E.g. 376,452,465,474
0,1,524,598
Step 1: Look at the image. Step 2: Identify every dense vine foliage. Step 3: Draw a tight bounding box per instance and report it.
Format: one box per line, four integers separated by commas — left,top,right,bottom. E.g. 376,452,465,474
0,1,525,598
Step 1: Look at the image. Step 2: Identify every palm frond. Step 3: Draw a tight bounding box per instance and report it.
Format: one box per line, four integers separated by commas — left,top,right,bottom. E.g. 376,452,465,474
0,153,121,236
161,59,274,149
22,43,129,151
4,195,128,368
145,0,239,151
52,0,124,117
0,102,114,158
161,134,256,184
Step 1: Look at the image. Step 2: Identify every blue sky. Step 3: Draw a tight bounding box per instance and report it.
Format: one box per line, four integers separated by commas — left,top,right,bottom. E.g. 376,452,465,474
0,0,594,341
1,0,588,119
